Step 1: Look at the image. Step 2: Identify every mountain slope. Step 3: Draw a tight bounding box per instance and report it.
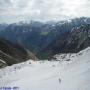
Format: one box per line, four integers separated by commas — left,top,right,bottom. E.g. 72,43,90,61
0,47,90,90
0,38,37,67
0,17,90,59
43,24,90,58
0,59,7,68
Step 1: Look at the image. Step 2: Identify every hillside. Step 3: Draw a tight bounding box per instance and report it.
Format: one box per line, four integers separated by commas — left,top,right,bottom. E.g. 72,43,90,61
0,17,90,59
42,24,90,58
0,47,90,90
0,38,37,67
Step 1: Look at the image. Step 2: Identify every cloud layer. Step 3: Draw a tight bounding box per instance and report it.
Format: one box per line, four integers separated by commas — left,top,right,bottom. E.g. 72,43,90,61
0,0,90,23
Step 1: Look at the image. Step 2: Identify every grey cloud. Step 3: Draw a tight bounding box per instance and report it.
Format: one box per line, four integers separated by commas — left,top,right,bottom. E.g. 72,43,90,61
0,0,90,23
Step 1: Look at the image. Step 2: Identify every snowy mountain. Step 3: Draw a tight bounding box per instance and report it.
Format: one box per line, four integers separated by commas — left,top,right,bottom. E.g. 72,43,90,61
0,17,90,59
0,47,90,90
43,24,90,58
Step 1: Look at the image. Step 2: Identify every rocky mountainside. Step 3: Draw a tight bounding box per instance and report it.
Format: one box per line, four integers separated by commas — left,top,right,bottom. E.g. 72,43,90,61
0,38,37,68
43,24,90,58
0,17,90,59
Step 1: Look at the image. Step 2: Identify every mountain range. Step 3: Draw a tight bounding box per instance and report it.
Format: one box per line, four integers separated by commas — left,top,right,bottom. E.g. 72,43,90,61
0,17,90,67
43,24,90,58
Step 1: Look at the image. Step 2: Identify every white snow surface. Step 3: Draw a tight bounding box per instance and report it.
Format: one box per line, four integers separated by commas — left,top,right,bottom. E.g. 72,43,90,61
0,47,90,90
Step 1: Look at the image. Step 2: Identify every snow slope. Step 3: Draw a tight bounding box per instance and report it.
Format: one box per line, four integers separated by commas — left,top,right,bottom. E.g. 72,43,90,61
0,47,90,90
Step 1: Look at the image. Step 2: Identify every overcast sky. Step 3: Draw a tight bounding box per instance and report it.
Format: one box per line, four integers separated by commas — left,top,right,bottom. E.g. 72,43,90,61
0,0,90,23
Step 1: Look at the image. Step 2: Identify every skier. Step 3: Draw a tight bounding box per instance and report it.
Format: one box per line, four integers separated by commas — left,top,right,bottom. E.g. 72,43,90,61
59,78,61,83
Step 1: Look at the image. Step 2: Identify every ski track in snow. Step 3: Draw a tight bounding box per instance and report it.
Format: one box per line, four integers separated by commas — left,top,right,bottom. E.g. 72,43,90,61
0,47,90,90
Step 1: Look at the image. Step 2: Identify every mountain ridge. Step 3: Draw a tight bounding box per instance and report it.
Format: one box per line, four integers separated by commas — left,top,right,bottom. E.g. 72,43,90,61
0,38,37,68
0,17,90,59
42,24,90,58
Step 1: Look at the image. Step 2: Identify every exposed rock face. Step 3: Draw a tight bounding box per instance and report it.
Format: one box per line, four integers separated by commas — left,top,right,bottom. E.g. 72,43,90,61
0,38,37,66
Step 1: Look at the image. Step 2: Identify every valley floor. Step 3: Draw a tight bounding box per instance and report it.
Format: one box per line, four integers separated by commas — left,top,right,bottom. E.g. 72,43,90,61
0,47,90,90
